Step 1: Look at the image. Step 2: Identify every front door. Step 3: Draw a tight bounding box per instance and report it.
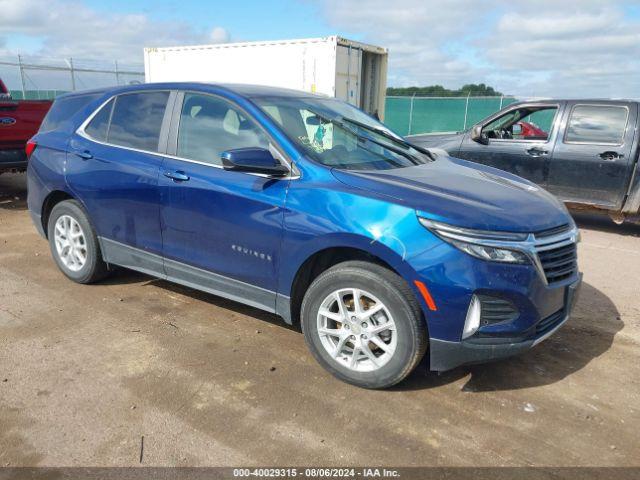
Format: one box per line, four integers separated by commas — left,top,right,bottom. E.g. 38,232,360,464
457,104,563,187
159,92,290,311
546,102,638,209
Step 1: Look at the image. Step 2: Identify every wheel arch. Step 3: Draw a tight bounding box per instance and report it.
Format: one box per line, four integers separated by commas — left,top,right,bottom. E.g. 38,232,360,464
40,189,77,238
282,235,421,327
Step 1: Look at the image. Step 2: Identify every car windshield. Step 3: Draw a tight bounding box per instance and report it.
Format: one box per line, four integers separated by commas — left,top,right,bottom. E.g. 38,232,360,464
253,96,432,171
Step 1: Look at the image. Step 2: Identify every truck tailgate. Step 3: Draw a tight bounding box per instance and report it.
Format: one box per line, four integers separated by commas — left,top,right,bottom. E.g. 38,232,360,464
0,100,52,149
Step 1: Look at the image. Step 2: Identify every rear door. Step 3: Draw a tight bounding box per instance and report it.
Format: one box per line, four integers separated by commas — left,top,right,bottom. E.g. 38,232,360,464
67,90,173,269
546,102,638,209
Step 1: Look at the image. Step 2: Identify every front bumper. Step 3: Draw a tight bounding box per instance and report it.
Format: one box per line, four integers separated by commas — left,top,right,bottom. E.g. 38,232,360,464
0,149,27,171
429,273,582,371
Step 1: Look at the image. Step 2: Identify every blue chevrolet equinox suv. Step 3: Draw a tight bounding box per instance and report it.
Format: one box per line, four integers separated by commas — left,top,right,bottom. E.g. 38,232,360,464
27,83,582,388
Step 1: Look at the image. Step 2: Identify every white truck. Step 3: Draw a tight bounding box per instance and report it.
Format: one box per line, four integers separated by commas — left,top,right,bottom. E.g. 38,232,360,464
144,36,388,119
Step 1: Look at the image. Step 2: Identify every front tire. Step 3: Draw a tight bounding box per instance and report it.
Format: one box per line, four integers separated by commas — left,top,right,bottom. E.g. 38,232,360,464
301,261,427,389
47,200,109,284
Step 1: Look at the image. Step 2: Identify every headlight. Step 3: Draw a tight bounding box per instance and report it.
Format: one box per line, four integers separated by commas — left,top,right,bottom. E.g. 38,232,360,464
419,217,531,264
449,240,529,263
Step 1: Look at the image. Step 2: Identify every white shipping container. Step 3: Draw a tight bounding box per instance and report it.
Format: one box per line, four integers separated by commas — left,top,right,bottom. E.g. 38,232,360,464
144,36,388,119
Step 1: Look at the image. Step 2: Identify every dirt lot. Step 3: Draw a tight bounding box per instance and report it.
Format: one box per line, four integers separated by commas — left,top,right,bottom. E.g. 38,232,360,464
0,172,639,467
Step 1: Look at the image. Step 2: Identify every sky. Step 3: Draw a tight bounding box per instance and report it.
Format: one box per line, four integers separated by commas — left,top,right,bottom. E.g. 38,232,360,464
0,0,639,97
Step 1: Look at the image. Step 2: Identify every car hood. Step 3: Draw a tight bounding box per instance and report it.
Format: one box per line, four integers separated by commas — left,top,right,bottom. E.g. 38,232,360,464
408,131,464,150
331,155,570,233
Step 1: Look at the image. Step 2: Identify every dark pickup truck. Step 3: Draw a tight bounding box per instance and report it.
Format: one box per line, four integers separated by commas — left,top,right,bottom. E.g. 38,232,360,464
411,100,640,224
0,78,52,174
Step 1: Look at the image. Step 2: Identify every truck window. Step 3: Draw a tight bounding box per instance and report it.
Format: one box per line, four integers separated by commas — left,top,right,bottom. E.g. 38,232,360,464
40,94,100,132
483,106,557,141
565,105,628,145
107,92,169,152
177,93,269,166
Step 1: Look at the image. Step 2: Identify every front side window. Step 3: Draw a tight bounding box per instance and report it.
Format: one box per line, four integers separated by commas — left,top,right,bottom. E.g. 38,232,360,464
254,96,430,171
106,92,169,152
565,105,628,145
177,93,269,166
482,106,558,141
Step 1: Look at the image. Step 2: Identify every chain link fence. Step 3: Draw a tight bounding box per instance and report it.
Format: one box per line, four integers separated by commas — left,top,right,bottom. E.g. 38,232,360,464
385,95,519,136
1,57,517,136
0,54,144,100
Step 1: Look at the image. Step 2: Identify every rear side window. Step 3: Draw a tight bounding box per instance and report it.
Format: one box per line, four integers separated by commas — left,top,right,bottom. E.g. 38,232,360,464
84,99,114,141
40,94,100,132
565,105,628,145
107,92,169,152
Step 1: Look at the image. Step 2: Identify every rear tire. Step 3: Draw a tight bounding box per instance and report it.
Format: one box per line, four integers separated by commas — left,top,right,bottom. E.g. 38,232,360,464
47,200,109,284
301,261,427,389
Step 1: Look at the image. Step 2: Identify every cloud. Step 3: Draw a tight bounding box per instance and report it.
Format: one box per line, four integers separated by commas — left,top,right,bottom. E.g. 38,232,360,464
210,27,230,44
1,0,639,98
314,0,640,97
0,0,229,63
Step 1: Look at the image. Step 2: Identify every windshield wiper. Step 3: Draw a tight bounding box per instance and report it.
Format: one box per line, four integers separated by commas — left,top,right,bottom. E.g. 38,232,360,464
340,117,408,145
312,113,422,165
340,117,435,158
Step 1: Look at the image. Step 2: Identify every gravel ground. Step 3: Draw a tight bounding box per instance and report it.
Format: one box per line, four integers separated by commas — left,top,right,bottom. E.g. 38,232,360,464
0,172,638,467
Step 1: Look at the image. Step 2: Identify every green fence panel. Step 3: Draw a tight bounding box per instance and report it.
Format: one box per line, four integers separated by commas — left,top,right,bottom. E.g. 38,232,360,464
384,96,519,136
528,109,556,131
410,97,467,134
9,90,68,100
465,97,514,127
384,97,413,136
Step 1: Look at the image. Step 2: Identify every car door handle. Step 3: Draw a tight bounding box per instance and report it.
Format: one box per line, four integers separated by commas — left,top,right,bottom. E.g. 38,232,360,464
73,150,93,160
164,170,190,182
599,151,623,161
526,147,549,157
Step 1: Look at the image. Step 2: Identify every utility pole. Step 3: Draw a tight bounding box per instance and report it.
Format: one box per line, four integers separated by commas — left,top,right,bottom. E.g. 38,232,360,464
408,93,416,136
68,58,76,91
17,54,27,100
115,60,120,85
463,91,471,130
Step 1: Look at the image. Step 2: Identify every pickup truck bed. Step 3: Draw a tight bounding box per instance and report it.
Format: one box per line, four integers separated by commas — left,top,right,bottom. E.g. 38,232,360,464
411,99,640,224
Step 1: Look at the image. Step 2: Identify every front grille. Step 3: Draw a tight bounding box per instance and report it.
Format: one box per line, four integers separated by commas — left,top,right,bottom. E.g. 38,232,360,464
537,242,578,284
478,295,519,326
533,226,578,285
536,309,565,335
535,223,571,238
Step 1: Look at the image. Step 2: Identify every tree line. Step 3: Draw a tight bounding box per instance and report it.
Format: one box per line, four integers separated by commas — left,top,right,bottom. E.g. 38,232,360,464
386,83,503,97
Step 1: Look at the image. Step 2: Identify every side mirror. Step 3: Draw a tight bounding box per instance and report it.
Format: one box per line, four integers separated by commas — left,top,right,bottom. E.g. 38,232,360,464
305,116,321,126
221,147,290,177
470,124,489,145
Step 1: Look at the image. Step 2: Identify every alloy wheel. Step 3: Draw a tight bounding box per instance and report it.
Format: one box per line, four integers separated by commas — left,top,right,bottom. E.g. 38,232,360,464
316,288,397,372
54,215,88,272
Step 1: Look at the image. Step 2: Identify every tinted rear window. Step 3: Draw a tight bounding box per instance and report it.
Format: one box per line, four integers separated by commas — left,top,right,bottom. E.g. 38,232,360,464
107,92,169,152
565,105,628,145
85,98,114,142
40,94,100,132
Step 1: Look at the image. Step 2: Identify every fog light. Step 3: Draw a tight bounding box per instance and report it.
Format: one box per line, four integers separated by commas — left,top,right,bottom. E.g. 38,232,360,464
462,295,481,339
